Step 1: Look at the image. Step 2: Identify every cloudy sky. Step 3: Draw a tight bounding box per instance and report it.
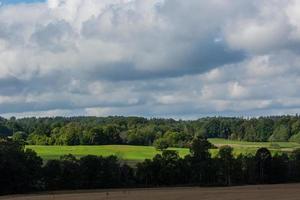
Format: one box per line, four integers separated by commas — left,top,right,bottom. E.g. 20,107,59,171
1,0,300,118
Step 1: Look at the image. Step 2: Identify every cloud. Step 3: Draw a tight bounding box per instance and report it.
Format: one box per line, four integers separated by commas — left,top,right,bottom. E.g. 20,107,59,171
224,0,300,54
1,0,300,118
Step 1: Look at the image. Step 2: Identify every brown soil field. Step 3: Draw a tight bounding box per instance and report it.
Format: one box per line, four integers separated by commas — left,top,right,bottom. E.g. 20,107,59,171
2,184,300,200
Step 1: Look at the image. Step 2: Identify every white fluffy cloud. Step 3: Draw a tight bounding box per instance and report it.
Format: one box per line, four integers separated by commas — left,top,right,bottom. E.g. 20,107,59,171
1,0,300,118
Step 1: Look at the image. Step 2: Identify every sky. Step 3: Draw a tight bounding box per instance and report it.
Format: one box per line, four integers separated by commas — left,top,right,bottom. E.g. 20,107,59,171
1,0,300,119
0,0,43,5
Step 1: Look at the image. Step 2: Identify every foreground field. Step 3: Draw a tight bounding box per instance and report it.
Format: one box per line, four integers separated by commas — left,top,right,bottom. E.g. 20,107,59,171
3,184,300,200
26,138,300,161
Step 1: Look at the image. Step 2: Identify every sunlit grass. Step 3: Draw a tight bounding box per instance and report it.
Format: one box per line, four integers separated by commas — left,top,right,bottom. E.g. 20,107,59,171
26,145,190,161
26,138,300,162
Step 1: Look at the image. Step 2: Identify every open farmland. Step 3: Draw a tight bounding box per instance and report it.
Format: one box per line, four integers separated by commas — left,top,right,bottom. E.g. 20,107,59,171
210,138,300,154
26,145,190,161
26,138,300,161
2,184,300,200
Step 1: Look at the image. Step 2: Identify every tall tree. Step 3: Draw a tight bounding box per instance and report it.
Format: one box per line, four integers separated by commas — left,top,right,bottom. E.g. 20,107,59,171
255,148,272,183
218,146,234,185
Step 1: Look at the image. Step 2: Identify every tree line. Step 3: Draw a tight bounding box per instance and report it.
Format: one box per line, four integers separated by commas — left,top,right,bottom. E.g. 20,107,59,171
2,137,300,195
2,115,300,147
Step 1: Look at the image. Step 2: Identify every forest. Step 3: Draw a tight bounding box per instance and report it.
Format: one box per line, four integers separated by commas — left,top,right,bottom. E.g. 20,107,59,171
2,115,300,195
1,115,300,147
1,137,300,195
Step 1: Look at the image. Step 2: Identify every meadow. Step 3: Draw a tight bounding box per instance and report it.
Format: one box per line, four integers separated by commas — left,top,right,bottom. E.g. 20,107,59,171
26,138,300,162
26,145,190,162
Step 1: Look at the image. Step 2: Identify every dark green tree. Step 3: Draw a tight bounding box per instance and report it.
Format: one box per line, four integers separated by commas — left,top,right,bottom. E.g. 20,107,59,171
0,139,42,194
154,138,169,151
218,146,234,185
255,148,272,183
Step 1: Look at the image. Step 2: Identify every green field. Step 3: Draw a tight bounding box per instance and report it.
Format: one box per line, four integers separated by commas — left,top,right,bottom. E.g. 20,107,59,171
210,138,300,150
26,145,190,162
26,139,300,162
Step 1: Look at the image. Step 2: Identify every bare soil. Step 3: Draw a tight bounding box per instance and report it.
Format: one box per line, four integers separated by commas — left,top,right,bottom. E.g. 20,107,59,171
2,184,300,200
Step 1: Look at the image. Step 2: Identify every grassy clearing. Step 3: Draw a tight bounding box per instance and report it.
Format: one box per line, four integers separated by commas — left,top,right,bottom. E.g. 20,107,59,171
26,145,190,161
209,138,300,155
209,138,300,149
26,139,300,162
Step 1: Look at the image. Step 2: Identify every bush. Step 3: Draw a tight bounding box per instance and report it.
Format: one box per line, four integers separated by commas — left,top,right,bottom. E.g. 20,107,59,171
154,138,169,151
290,132,300,143
12,131,27,144
268,125,289,142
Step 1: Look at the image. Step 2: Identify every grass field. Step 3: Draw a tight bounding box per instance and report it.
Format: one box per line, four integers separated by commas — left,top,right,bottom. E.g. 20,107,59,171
26,138,300,162
209,138,300,154
26,145,190,161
